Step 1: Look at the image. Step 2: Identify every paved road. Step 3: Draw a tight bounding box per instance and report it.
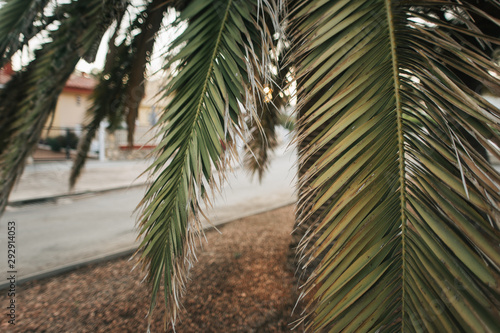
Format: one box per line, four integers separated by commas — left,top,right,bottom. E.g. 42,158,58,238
0,149,297,279
9,159,151,202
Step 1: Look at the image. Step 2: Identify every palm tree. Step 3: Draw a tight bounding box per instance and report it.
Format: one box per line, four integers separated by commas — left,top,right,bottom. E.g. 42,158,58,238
1,0,499,331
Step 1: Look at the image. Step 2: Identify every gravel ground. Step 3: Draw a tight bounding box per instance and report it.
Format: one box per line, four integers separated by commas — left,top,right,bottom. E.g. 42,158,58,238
0,205,304,332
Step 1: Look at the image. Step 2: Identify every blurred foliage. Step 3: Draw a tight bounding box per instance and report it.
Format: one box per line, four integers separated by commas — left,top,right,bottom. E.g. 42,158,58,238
44,131,79,152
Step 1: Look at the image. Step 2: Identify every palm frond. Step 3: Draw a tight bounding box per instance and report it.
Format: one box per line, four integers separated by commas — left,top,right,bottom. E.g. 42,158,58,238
123,0,166,147
0,0,125,214
135,0,275,326
244,65,289,181
244,95,281,182
243,4,291,181
69,14,129,189
0,0,51,66
70,1,168,187
291,0,500,331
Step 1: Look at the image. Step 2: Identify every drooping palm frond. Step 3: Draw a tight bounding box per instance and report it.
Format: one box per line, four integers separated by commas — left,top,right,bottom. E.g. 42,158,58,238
244,92,281,182
0,0,126,214
244,51,291,181
244,81,285,182
0,0,52,66
123,0,166,147
135,0,275,326
243,3,292,181
70,0,168,187
291,0,500,331
70,11,129,189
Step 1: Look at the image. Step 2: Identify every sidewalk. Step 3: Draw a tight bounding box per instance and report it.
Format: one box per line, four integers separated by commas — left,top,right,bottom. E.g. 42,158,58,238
8,137,294,204
8,125,292,204
8,159,151,204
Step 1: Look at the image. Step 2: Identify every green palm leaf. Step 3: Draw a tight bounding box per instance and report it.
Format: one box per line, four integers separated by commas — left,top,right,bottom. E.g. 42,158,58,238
135,0,273,325
243,72,286,181
70,12,128,189
123,0,166,147
243,12,289,181
0,0,125,214
0,0,51,66
70,0,167,187
291,0,500,331
244,97,281,182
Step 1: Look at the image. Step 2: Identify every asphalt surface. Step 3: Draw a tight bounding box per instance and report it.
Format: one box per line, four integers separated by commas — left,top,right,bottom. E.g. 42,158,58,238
0,149,297,284
8,159,150,203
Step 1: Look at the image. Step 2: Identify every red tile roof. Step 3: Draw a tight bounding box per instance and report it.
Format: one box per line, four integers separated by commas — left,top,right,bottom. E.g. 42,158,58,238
65,74,96,92
0,71,10,85
0,66,96,93
0,64,12,84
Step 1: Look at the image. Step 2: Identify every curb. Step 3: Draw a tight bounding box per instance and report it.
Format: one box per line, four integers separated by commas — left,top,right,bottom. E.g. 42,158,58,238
0,200,295,290
7,163,244,207
0,247,138,291
7,183,149,207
